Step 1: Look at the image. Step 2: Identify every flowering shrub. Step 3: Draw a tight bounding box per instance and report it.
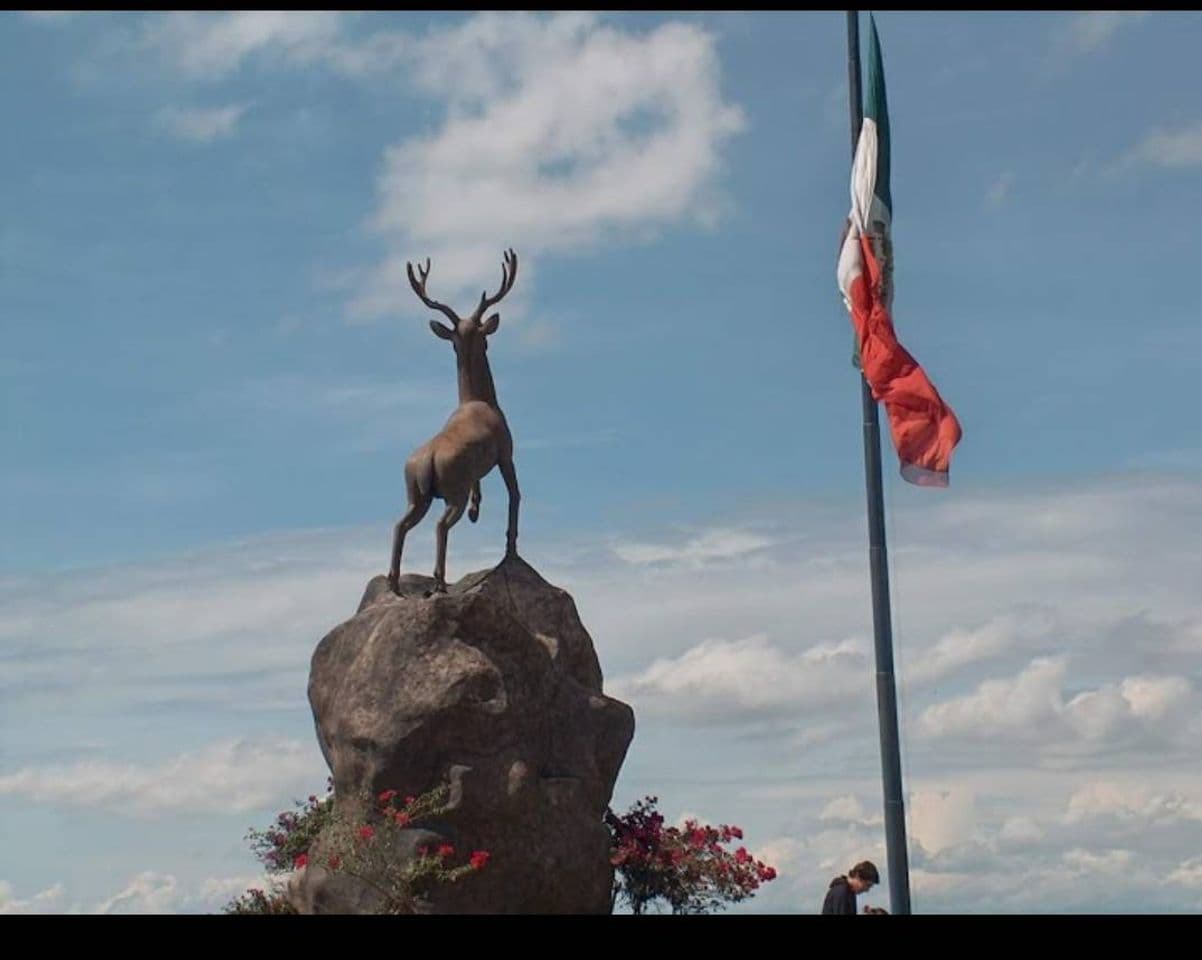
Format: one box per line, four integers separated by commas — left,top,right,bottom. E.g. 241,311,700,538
243,778,336,875
605,796,777,915
223,887,298,914
224,779,490,915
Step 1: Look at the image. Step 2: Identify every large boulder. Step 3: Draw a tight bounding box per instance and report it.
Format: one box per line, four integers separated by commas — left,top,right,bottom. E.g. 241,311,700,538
289,553,635,914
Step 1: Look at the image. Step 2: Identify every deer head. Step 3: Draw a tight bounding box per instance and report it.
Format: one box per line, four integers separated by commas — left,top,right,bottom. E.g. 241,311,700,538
406,249,518,359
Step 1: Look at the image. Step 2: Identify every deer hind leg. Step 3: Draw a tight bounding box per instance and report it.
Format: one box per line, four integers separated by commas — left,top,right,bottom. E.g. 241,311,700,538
498,456,521,558
431,499,468,594
389,484,433,594
468,480,482,523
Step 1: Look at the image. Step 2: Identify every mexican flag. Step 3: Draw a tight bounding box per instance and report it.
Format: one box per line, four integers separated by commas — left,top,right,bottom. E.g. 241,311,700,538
837,15,962,487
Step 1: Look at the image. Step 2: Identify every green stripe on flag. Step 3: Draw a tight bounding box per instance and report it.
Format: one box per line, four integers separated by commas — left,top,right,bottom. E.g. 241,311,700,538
866,14,891,217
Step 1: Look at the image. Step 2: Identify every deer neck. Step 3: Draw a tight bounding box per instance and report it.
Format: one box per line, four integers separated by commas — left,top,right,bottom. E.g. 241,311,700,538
457,351,499,408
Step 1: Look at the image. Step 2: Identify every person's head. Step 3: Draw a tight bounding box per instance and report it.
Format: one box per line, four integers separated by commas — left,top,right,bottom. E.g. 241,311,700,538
847,860,880,895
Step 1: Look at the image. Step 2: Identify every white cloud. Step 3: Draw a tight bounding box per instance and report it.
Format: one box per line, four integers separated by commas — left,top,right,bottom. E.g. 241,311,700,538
819,794,882,827
610,527,774,568
5,473,1202,912
0,880,67,915
1057,12,1147,58
93,871,181,914
155,103,249,143
998,816,1043,845
909,788,976,857
908,608,1057,684
1169,858,1202,888
1121,120,1202,169
348,13,745,320
610,633,869,722
1065,781,1202,825
136,11,350,78
917,656,1069,741
1063,847,1134,875
107,14,746,326
918,658,1198,752
0,738,321,815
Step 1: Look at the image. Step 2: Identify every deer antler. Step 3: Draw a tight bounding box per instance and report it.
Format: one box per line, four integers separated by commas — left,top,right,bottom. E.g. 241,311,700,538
471,248,518,323
406,258,461,326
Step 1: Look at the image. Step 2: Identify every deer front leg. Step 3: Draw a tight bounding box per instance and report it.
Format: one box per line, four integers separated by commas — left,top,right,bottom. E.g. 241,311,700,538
389,497,431,594
432,499,467,594
498,457,520,558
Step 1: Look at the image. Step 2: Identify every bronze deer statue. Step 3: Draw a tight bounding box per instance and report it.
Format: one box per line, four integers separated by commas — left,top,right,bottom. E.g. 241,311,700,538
387,249,521,595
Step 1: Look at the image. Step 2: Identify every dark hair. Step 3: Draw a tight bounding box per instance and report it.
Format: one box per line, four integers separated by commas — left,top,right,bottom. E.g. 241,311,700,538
849,860,880,884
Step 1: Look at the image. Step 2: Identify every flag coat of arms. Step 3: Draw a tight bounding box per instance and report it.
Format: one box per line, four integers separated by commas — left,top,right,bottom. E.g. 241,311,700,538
837,16,962,487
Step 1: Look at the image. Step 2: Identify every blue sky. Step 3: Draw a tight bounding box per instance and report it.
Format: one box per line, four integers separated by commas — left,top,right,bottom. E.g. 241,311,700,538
3,11,1202,914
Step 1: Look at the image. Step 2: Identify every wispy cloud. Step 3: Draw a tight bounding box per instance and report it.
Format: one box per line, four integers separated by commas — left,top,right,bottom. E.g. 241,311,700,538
1053,12,1148,60
347,13,745,320
5,473,1202,911
609,527,774,568
134,12,362,78
1119,119,1202,170
610,634,869,723
0,738,321,815
0,880,66,915
155,103,249,143
65,13,746,330
917,657,1199,754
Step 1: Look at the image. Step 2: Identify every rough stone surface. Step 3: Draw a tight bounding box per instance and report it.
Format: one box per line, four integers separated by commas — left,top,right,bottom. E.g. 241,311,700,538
288,553,635,914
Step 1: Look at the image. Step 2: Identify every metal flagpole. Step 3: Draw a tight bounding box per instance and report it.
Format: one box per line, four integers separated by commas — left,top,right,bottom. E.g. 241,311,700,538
846,9,912,915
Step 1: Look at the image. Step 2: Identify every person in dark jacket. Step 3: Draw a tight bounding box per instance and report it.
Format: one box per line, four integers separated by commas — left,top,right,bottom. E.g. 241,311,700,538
821,860,880,914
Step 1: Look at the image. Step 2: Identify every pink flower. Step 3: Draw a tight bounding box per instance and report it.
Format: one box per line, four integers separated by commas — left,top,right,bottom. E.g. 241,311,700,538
735,847,751,864
437,844,455,859
358,825,375,841
730,826,744,840
469,850,491,870
404,796,416,806
294,853,309,870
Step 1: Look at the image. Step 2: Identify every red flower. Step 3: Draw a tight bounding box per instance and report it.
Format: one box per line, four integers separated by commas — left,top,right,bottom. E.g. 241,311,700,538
469,850,491,870
358,825,375,841
735,847,750,864
294,853,309,870
327,855,341,870
438,844,455,859
760,866,777,882
378,789,398,804
394,812,411,827
404,796,416,806
730,826,744,840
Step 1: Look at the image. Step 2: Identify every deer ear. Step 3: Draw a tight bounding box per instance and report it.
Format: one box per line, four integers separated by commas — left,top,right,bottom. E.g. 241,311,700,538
430,320,456,340
480,313,500,336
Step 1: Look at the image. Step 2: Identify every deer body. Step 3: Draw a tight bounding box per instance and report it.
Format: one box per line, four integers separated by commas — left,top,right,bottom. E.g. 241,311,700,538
388,250,521,595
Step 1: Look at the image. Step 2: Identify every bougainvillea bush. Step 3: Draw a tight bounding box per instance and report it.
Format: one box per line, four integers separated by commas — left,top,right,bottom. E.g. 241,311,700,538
224,780,490,915
226,786,772,915
605,795,778,914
